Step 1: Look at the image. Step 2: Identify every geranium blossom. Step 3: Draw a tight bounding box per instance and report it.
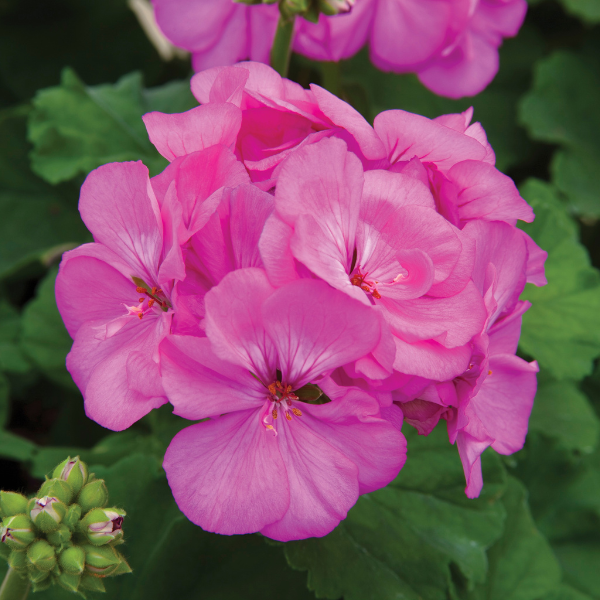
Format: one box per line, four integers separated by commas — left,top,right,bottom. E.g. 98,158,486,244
161,269,406,540
262,136,487,381
152,0,526,98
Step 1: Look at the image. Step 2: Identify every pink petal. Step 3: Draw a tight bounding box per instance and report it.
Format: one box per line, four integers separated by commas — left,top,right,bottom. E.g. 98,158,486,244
362,169,435,212
79,162,162,282
301,388,406,493
446,160,534,224
473,354,538,455
67,313,170,430
259,215,301,288
164,410,289,535
262,278,383,388
56,255,140,338
456,430,491,498
275,137,364,268
310,84,386,160
521,230,547,287
160,335,265,420
374,110,487,170
393,337,471,380
142,104,242,162
259,413,359,541
204,268,276,383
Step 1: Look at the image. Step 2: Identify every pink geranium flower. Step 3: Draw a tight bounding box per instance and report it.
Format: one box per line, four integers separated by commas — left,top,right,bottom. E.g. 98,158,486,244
397,220,545,497
160,268,406,540
262,136,487,381
153,0,526,98
143,61,386,186
55,161,184,430
374,107,538,229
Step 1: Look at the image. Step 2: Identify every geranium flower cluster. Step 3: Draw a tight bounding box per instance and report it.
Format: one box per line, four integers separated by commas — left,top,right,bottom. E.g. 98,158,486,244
56,62,546,541
152,0,527,98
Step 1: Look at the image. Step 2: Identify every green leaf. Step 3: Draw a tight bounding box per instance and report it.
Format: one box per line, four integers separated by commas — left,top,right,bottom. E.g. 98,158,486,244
0,301,30,374
30,454,316,600
20,267,75,389
0,429,37,462
466,477,561,600
28,69,166,184
529,373,600,452
553,541,600,598
0,372,8,429
281,427,507,600
519,51,600,216
0,106,87,279
518,179,600,380
544,583,594,600
558,0,600,23
28,69,197,186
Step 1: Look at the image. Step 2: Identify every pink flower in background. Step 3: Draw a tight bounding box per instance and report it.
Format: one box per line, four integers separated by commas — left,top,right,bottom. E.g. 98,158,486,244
55,161,184,430
153,0,526,98
161,269,405,540
263,136,487,381
152,0,279,71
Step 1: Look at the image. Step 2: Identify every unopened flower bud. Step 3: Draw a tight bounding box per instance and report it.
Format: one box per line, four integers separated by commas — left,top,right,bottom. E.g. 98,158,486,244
59,545,86,575
80,508,125,546
77,479,109,513
57,571,81,593
318,0,354,15
1,514,35,549
29,496,66,533
28,568,51,585
0,491,28,517
8,549,28,572
79,573,106,593
64,503,82,531
38,478,73,504
46,523,72,546
27,539,57,572
53,457,88,496
82,544,122,576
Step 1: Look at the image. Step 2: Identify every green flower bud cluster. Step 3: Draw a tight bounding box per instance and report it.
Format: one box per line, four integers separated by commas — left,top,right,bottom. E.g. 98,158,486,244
0,457,131,596
234,0,353,22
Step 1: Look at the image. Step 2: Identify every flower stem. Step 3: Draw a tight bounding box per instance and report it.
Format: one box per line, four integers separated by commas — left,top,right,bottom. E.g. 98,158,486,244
270,14,296,78
320,61,341,97
0,569,30,600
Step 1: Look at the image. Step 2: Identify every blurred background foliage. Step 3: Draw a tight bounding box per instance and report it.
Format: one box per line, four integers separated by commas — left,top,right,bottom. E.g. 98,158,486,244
0,0,599,598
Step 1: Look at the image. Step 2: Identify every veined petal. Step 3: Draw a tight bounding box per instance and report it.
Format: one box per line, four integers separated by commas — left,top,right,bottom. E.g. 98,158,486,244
164,411,289,536
160,335,265,420
204,268,276,383
262,279,382,388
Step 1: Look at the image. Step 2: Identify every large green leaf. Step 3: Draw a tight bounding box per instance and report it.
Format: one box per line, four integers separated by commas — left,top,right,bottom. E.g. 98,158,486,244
280,427,507,600
518,179,600,380
20,267,75,390
0,106,88,279
29,69,169,184
30,454,316,600
519,51,600,216
465,477,561,600
529,371,600,452
553,541,600,598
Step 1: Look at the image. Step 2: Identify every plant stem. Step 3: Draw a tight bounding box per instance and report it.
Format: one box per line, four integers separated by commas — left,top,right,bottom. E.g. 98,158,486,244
270,14,296,78
0,569,30,600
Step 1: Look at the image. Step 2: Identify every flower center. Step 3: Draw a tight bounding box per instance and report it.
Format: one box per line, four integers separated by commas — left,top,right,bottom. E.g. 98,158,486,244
350,266,381,300
262,380,303,434
125,277,171,320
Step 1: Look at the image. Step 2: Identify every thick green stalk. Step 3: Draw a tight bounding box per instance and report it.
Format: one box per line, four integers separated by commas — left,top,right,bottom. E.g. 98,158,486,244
320,61,341,97
270,14,296,78
0,569,30,600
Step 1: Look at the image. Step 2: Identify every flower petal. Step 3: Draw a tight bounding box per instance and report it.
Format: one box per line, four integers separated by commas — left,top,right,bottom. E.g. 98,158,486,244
164,411,289,535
